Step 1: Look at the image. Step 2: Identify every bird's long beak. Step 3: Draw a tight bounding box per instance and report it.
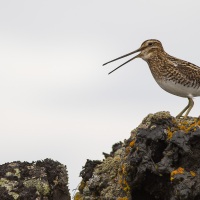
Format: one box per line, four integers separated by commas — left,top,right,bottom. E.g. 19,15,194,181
103,47,142,74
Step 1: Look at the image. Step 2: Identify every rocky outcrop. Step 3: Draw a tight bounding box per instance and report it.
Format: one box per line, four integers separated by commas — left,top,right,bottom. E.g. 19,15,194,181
0,158,70,200
74,112,200,200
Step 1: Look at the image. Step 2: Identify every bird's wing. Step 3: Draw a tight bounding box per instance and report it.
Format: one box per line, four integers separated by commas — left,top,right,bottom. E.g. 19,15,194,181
176,62,200,81
168,56,200,82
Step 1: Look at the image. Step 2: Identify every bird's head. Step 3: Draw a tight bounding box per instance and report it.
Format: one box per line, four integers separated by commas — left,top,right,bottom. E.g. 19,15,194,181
103,39,164,74
139,39,164,60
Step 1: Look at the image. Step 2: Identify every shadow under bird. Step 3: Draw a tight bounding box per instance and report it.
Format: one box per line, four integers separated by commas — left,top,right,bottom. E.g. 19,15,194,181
103,39,200,118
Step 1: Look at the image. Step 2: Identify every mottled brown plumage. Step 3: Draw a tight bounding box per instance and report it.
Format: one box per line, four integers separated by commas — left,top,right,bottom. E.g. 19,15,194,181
103,39,200,118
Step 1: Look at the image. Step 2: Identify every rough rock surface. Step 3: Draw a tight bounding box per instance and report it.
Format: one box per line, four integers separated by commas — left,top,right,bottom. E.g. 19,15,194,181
74,111,200,200
0,158,70,200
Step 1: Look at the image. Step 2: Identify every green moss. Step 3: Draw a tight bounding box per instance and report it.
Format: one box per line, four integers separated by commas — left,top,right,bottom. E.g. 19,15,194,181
23,178,50,195
0,178,19,199
0,178,18,190
0,178,9,186
9,192,19,199
6,168,21,178
14,168,21,178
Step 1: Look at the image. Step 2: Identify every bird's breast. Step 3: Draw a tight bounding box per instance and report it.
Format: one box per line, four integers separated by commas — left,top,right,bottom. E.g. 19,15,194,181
155,79,200,98
146,59,200,97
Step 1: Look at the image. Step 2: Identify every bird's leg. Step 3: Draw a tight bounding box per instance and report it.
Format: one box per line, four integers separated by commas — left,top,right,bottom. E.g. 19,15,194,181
176,98,193,118
184,98,194,118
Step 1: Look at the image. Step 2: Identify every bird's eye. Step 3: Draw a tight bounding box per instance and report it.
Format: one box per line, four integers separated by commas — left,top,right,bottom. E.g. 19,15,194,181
148,43,153,46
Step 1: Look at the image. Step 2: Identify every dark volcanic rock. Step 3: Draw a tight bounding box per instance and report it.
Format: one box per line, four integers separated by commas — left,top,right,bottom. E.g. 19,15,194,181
0,158,70,200
80,159,102,183
74,111,200,200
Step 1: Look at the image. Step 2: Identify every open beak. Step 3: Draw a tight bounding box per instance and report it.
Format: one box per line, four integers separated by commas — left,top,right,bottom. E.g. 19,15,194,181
103,47,142,74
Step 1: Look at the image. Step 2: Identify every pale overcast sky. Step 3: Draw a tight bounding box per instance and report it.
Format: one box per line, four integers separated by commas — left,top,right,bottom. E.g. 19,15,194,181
0,0,200,195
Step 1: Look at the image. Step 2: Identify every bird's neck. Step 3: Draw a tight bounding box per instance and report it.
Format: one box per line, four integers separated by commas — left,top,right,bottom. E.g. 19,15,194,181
145,51,169,81
141,49,166,61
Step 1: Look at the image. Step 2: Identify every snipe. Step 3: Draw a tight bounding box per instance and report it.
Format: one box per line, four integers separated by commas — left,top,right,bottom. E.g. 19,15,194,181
103,39,200,118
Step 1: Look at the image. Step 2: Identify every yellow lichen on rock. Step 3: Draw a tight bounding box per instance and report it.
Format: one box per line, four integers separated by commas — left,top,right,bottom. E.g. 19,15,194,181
190,171,196,177
177,118,200,133
167,128,173,140
121,164,127,175
74,192,83,200
118,163,130,194
125,146,131,155
166,117,200,140
129,140,135,147
78,180,86,193
170,167,184,181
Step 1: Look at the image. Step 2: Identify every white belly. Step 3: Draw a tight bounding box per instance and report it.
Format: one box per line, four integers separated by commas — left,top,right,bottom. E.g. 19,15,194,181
156,79,200,98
